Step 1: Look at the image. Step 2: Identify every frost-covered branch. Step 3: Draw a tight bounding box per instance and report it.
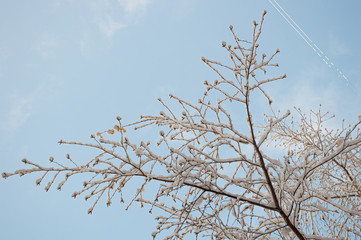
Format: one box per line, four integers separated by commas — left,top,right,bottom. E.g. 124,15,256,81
3,11,361,240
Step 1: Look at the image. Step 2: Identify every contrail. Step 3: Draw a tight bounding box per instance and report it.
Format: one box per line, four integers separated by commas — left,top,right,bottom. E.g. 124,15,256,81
268,0,357,94
272,0,333,69
267,0,317,53
273,0,315,50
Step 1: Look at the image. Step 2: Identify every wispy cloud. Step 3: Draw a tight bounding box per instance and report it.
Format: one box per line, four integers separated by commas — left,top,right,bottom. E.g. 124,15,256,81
1,81,59,132
94,14,126,38
283,79,337,111
51,0,154,55
34,34,59,58
118,0,152,15
328,34,350,57
90,0,153,38
0,47,7,62
274,66,338,114
3,93,34,130
0,47,7,79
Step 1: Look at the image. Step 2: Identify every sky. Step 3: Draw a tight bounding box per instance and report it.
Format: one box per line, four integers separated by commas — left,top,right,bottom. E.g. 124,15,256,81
0,0,360,239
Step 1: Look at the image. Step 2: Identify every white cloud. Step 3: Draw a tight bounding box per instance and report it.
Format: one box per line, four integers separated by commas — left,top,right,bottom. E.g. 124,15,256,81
118,0,152,15
275,79,349,134
266,70,348,134
51,0,154,55
328,34,350,57
0,47,7,79
284,80,337,111
78,32,90,55
1,80,59,132
34,34,59,58
94,14,126,38
90,0,153,38
167,0,195,20
4,94,34,130
0,47,7,62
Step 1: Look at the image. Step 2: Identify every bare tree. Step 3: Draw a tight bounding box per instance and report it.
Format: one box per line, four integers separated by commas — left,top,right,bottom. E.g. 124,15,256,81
2,11,361,240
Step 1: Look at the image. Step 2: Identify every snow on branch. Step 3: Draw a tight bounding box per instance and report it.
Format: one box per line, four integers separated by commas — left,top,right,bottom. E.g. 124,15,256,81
3,11,361,240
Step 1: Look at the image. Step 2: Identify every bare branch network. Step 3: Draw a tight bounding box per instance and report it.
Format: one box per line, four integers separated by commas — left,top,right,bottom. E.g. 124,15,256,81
3,11,361,240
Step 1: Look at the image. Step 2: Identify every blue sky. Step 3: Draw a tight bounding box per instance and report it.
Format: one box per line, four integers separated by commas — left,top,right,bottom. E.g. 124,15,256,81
1,0,360,239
